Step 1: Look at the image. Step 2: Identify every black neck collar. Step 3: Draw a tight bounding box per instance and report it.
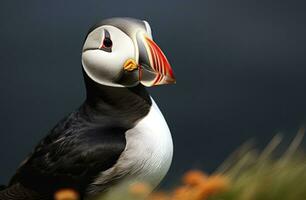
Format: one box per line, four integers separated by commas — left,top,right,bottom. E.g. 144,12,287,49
80,72,152,125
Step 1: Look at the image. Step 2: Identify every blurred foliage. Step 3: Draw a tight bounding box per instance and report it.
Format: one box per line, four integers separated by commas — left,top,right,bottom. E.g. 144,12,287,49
126,129,306,200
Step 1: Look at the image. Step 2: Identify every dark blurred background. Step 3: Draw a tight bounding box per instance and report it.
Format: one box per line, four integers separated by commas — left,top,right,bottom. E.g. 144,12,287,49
0,0,306,187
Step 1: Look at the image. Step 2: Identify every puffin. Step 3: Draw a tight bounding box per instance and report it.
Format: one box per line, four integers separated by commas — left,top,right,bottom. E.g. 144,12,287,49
0,17,175,200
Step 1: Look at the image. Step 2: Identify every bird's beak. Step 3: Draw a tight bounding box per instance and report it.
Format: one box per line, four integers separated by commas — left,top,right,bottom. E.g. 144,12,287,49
130,32,176,87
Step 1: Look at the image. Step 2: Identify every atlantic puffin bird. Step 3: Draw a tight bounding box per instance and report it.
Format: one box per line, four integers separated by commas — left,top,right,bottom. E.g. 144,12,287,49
0,17,175,200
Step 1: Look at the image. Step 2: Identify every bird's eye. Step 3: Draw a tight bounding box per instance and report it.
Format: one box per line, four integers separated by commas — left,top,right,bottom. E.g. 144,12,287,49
103,38,113,48
99,30,112,52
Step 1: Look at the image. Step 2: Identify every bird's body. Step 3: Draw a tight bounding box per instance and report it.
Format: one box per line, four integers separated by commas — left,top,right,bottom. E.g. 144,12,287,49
0,17,175,200
89,96,173,200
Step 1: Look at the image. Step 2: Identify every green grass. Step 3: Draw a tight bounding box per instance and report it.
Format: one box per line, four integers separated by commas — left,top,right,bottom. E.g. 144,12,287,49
209,129,306,200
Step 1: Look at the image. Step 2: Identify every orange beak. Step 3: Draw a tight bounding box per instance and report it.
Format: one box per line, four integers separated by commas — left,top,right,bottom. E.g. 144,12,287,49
136,33,176,87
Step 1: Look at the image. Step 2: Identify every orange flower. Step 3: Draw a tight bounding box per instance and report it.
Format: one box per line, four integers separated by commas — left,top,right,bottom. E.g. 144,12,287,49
194,174,229,199
54,188,79,200
182,170,208,186
172,172,229,200
140,171,230,200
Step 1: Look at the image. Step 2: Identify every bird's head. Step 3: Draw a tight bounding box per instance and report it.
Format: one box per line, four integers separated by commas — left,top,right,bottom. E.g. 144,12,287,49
82,17,175,88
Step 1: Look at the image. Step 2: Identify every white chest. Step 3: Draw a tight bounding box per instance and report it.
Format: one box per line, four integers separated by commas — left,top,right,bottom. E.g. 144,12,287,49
123,98,173,186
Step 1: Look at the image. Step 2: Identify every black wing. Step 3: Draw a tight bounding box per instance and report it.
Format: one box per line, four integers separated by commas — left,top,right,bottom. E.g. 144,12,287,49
9,111,127,198
0,184,45,200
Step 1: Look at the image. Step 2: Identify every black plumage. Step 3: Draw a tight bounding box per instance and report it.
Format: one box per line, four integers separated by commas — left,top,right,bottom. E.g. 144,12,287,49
1,72,152,200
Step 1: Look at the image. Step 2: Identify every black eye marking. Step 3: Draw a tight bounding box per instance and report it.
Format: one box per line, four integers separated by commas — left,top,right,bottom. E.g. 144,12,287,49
100,30,112,52
103,37,113,48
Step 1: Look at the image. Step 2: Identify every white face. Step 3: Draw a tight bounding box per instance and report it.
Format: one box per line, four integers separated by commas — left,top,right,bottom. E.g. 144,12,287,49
82,25,140,87
81,18,175,88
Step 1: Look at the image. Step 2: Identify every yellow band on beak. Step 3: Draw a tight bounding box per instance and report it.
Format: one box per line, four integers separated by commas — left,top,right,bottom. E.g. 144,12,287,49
123,59,138,72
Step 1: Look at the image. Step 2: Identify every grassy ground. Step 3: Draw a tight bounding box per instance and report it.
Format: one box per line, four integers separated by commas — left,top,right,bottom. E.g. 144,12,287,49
126,129,306,200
